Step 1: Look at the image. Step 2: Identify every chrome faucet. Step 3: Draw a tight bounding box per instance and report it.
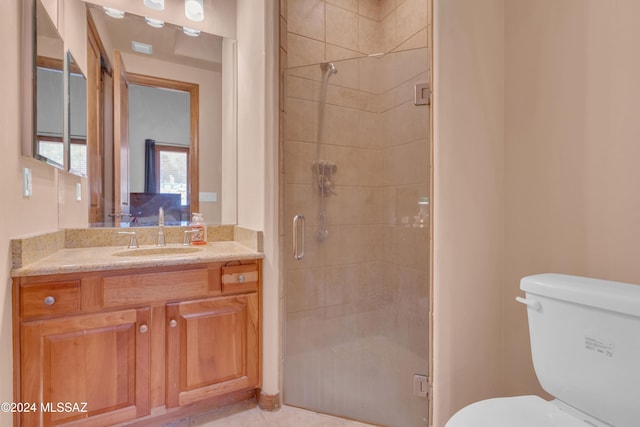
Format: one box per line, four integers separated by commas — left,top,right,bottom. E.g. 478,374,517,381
118,231,139,249
157,207,166,246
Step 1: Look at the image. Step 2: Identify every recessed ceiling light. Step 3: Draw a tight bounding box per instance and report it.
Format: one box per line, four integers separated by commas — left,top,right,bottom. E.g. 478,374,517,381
184,0,204,22
183,26,201,37
143,0,165,11
145,17,164,28
131,41,153,55
103,6,125,19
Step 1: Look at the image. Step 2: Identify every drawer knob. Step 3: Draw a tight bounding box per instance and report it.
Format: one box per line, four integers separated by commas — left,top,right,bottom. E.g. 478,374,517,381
43,296,56,306
238,274,246,283
169,319,177,328
139,324,149,334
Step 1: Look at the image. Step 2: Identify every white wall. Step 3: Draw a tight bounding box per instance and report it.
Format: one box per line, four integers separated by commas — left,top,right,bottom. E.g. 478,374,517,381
0,2,63,426
503,0,640,396
236,0,281,400
432,0,505,425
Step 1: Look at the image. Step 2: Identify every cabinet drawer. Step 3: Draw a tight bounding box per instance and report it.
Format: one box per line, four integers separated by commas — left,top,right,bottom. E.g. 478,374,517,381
21,281,81,319
221,264,258,294
102,268,212,307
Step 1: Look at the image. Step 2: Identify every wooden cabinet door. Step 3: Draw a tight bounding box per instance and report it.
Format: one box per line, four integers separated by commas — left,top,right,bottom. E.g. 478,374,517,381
20,308,151,427
166,294,260,407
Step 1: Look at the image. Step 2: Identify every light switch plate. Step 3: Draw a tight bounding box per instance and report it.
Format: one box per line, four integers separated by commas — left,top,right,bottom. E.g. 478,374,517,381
76,182,82,201
413,374,429,398
23,168,32,197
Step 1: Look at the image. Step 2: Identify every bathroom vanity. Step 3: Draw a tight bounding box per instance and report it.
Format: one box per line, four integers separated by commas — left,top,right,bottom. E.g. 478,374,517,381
11,228,263,427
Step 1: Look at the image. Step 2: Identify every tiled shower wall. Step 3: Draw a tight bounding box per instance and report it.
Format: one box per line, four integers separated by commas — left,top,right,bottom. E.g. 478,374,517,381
281,0,430,425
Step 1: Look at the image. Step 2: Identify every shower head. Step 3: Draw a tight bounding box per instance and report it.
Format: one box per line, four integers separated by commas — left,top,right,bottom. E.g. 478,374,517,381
329,63,337,74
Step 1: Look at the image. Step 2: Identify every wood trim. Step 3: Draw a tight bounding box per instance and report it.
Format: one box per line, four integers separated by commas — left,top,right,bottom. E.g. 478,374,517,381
12,279,21,427
86,8,111,75
257,391,281,411
36,56,63,70
87,14,104,223
154,144,190,197
127,73,200,213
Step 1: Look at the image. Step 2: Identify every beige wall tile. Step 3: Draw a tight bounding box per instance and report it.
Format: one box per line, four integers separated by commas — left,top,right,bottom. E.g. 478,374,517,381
285,140,316,184
358,15,381,55
326,84,360,109
286,97,319,142
383,139,430,186
288,33,325,67
326,4,359,51
326,105,361,147
387,100,429,145
324,56,360,89
326,0,358,13
358,110,386,148
288,0,325,41
288,75,321,102
358,91,380,113
323,144,383,187
358,0,380,20
394,27,428,51
325,43,362,64
381,10,397,53
288,63,324,82
380,0,397,18
396,0,428,45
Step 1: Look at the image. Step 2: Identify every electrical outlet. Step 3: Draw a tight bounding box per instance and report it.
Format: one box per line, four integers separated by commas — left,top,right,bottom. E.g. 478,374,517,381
413,374,429,398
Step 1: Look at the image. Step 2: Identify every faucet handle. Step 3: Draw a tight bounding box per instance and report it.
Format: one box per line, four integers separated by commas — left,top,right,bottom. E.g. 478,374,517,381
118,231,139,249
183,229,198,246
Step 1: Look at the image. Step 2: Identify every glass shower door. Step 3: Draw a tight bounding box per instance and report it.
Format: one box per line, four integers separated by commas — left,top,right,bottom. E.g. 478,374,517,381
283,47,431,427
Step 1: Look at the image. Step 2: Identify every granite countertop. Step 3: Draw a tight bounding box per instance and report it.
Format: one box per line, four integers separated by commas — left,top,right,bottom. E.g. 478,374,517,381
11,226,264,277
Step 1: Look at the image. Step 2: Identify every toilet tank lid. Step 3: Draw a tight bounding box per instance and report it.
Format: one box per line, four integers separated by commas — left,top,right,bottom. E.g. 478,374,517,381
521,274,640,317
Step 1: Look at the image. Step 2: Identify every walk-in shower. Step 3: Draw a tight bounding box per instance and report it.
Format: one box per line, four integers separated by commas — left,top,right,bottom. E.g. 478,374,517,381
284,45,431,426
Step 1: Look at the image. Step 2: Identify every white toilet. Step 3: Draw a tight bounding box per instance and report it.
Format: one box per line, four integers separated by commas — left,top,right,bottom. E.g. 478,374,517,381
446,273,640,427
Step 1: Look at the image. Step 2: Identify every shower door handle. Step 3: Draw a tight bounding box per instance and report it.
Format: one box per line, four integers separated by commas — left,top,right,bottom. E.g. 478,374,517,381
293,214,305,260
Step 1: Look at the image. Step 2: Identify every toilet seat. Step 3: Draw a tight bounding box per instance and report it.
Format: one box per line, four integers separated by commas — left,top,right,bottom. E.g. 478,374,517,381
445,395,591,427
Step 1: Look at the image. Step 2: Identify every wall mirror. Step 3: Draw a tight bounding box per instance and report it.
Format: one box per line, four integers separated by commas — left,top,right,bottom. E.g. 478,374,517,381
68,51,88,176
84,2,236,227
31,0,66,169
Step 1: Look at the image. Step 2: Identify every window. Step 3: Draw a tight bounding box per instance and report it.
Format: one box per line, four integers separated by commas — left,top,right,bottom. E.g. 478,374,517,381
37,136,64,166
70,138,87,176
155,145,189,206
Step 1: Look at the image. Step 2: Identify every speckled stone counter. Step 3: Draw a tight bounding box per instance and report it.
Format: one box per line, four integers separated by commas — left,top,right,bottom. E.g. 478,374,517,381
11,226,263,277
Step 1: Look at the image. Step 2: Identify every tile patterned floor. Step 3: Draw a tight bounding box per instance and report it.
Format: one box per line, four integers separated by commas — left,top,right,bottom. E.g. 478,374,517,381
195,405,378,427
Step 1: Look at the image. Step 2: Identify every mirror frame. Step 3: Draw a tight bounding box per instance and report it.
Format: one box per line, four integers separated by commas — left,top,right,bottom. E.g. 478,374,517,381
22,0,67,170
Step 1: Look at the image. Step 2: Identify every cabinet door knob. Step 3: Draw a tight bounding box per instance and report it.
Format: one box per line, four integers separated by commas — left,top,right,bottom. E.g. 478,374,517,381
139,324,149,334
238,274,245,283
43,296,56,306
169,319,177,328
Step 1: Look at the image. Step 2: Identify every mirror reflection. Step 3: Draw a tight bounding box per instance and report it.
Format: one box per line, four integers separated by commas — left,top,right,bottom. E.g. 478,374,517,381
68,51,87,176
85,2,234,227
35,0,65,168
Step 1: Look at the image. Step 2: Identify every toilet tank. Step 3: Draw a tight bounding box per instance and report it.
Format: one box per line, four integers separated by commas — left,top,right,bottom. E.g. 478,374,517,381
521,274,640,427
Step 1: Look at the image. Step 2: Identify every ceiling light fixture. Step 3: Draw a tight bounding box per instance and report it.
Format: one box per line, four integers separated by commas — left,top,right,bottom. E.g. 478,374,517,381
103,6,125,19
143,0,165,11
184,0,204,22
183,26,201,37
145,17,165,28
